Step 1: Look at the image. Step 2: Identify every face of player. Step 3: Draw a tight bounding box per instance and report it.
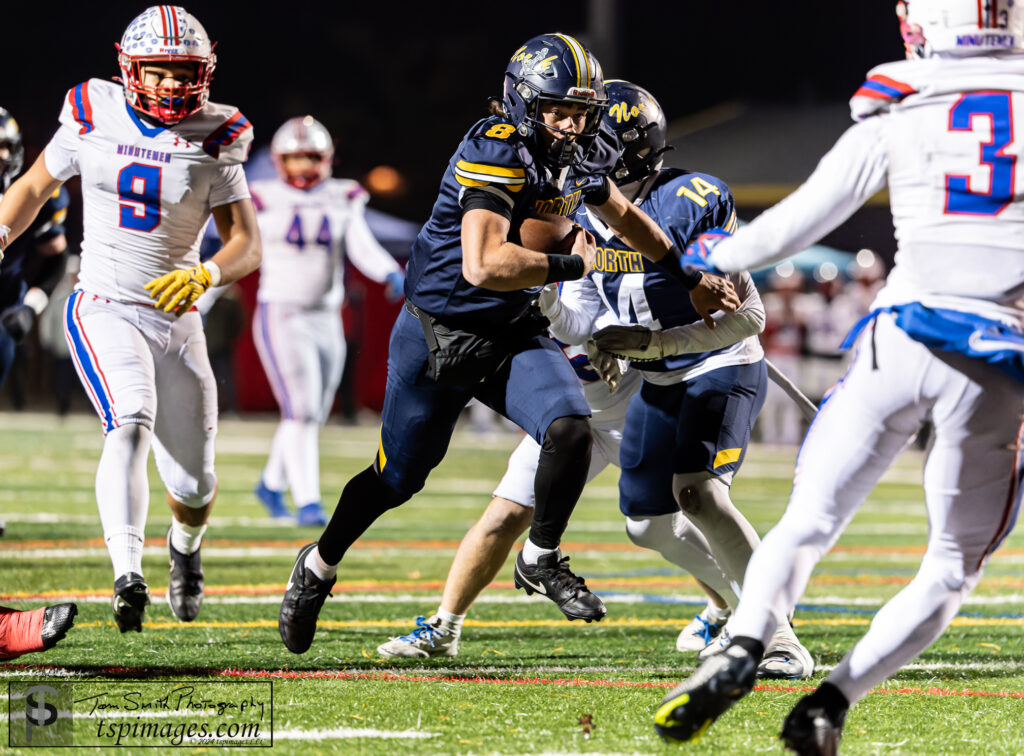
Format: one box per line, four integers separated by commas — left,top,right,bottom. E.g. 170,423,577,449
537,100,589,147
138,62,199,96
278,152,331,190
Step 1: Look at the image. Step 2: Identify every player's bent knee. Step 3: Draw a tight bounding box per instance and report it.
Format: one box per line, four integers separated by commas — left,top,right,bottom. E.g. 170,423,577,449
673,472,723,516
360,463,411,510
170,472,217,509
541,415,592,459
480,497,533,538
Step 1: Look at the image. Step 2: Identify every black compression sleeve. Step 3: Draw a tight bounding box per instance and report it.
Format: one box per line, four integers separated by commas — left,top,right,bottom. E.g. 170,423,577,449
544,254,585,284
460,190,513,222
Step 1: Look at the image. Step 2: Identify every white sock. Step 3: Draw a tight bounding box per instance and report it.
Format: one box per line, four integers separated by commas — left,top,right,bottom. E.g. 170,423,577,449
521,538,558,565
170,519,207,555
707,603,731,623
279,419,321,508
96,424,151,580
436,608,465,634
262,423,290,492
107,526,145,579
305,545,337,580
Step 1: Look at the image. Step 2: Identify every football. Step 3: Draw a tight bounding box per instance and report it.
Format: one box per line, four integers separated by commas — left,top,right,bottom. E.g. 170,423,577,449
517,213,580,255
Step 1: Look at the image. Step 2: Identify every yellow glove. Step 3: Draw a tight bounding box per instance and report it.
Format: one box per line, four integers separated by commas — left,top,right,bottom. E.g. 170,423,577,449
144,263,216,316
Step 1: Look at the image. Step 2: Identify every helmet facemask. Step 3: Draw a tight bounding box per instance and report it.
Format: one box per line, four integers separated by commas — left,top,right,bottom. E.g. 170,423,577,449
506,76,607,169
119,54,215,124
0,110,24,192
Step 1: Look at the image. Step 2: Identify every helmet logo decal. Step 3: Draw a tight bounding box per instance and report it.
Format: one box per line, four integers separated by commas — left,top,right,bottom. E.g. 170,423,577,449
609,100,647,124
511,46,558,78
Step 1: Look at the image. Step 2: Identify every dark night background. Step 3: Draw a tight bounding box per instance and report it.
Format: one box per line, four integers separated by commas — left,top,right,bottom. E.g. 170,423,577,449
5,1,903,223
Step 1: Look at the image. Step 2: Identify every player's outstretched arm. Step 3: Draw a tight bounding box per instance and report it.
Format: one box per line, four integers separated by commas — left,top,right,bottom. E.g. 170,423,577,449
595,272,765,361
0,155,64,258
461,208,594,291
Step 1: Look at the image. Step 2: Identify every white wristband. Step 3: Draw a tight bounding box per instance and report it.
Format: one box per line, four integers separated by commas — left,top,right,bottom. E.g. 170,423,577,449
23,287,50,316
202,260,222,287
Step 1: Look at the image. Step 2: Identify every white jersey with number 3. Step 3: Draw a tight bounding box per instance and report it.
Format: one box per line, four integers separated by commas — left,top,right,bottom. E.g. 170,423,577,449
43,78,252,303
711,54,1024,325
251,178,401,308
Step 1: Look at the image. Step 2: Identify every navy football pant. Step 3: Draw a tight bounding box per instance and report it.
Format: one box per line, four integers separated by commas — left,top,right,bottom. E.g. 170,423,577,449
618,361,767,518
317,308,592,564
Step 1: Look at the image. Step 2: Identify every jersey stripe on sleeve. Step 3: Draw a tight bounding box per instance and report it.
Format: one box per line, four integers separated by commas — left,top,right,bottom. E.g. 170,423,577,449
202,111,252,158
69,82,94,135
454,160,526,192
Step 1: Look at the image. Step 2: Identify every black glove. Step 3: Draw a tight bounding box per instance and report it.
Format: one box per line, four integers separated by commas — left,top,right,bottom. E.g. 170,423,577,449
0,304,36,344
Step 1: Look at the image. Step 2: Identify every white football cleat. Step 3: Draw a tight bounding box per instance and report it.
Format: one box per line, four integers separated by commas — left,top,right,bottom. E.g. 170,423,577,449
758,626,815,679
696,621,732,662
676,605,730,653
377,615,459,659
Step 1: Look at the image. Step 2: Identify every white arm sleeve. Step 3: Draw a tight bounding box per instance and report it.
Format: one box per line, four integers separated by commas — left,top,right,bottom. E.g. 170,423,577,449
209,163,251,208
710,117,889,273
345,205,400,283
544,275,603,345
659,271,765,354
44,124,81,181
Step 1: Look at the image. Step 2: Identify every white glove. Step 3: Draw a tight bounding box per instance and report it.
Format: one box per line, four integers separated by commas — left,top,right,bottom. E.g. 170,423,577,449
592,325,669,362
537,283,560,319
585,340,623,393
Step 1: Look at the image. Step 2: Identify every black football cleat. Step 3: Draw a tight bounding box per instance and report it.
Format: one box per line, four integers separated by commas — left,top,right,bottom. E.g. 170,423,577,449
167,528,204,622
279,542,335,654
112,573,150,633
513,551,606,622
781,686,848,756
41,603,78,650
653,644,758,743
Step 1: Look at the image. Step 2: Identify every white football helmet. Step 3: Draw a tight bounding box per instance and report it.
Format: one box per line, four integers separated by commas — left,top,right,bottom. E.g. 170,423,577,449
271,116,335,190
117,6,216,123
897,0,1024,58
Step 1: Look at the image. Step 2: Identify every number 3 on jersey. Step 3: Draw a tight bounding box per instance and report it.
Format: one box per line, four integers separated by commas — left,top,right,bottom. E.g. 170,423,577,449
944,92,1016,216
118,163,161,232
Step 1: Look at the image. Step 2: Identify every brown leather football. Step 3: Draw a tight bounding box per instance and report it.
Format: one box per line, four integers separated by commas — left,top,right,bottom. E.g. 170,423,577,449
516,214,579,255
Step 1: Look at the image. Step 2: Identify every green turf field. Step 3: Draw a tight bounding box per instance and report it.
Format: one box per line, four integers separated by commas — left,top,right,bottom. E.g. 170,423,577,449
1,412,1022,754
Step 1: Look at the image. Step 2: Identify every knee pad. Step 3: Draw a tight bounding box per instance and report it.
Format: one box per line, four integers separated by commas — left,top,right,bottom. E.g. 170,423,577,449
169,471,217,509
673,472,727,516
542,415,592,458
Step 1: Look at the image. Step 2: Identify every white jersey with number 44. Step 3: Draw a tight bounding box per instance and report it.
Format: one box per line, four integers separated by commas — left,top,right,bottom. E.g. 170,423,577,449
712,54,1024,325
251,178,401,308
43,78,253,303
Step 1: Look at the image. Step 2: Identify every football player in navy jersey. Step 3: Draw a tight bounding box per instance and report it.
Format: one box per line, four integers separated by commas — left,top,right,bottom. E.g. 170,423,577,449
0,107,70,387
278,34,741,655
543,81,813,678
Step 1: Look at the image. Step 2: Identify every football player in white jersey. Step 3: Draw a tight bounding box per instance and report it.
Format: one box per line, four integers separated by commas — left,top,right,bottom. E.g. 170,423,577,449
0,6,261,633
252,116,403,527
655,2,1024,751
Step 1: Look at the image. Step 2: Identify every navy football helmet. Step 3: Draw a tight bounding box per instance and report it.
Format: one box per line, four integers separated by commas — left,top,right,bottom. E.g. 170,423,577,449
602,80,670,186
502,33,608,168
0,107,24,192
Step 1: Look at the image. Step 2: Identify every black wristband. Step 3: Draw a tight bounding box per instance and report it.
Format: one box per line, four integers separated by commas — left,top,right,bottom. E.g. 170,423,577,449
544,253,585,284
665,245,704,290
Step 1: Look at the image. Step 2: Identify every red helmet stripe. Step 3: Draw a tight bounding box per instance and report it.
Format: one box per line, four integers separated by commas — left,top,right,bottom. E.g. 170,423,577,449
170,6,180,40
159,6,169,37
977,0,984,28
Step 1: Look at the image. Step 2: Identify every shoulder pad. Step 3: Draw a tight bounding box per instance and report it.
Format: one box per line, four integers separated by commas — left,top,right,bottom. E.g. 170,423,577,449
850,60,918,121
178,102,253,163
455,120,529,195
